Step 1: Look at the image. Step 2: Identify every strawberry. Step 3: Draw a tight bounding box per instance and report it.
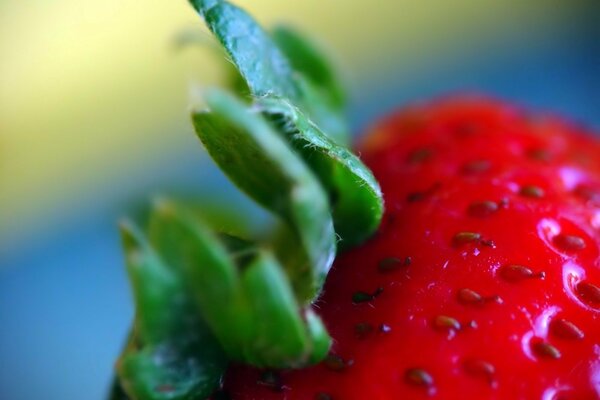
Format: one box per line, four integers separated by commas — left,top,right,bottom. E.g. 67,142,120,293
222,97,600,399
110,1,600,399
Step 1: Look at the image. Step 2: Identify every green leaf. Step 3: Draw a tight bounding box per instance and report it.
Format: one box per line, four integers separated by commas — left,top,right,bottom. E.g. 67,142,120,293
191,89,336,302
116,223,227,400
188,0,349,144
240,250,313,367
147,201,252,359
148,200,330,367
271,25,345,108
259,96,384,248
272,25,349,144
191,0,300,101
112,2,386,392
304,309,331,364
186,2,383,241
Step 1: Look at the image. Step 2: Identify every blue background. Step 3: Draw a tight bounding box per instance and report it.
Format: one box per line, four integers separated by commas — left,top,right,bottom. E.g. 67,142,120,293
1,2,598,399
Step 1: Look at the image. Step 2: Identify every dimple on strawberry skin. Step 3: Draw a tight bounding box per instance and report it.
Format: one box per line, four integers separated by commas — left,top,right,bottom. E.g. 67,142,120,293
109,1,600,400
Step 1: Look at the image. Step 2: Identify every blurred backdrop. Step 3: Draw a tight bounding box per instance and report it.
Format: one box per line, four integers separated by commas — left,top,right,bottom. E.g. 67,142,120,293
0,0,598,398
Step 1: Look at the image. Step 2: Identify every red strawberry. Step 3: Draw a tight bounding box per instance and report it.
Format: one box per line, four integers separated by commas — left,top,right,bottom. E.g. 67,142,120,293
221,97,600,399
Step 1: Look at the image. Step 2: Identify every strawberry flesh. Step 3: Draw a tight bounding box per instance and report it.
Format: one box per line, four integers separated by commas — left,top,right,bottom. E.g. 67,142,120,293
222,97,600,399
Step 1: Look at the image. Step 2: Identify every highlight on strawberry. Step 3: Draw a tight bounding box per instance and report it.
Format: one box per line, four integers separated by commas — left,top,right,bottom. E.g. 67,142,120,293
109,1,600,399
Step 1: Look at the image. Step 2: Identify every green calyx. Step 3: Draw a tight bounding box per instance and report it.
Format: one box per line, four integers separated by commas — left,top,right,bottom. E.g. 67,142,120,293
111,1,383,399
115,221,228,400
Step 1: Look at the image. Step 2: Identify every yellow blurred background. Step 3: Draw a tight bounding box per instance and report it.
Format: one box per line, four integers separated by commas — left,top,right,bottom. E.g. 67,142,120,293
0,1,597,399
0,0,582,251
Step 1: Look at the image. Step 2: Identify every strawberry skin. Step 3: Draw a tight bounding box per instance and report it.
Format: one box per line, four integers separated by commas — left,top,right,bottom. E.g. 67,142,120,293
222,97,600,400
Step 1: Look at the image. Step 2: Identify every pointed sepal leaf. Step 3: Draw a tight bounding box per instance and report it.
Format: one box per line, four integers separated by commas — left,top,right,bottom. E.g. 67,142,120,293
272,25,348,141
147,201,253,359
272,25,345,108
259,96,384,248
116,223,227,400
191,89,336,302
188,0,349,144
148,200,331,367
240,250,313,367
190,0,300,101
